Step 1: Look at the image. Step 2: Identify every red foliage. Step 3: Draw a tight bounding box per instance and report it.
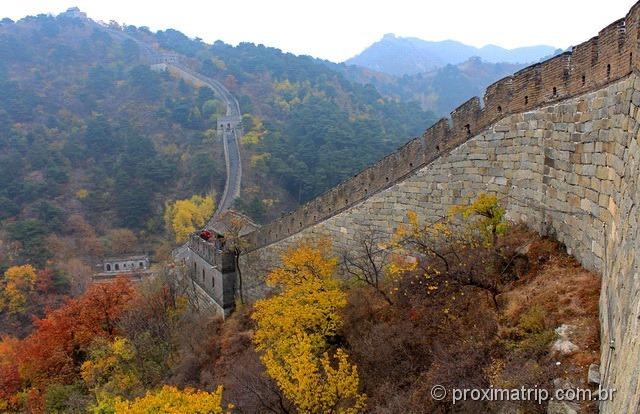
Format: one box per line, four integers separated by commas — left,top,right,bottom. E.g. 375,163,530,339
19,277,136,386
0,277,137,411
35,268,54,293
0,336,21,407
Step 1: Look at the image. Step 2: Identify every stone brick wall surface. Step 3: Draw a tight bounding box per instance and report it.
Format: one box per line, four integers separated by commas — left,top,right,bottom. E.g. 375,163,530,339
240,74,640,413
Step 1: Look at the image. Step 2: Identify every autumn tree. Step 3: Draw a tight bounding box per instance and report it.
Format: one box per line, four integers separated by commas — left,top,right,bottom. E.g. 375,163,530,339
449,193,508,247
390,193,511,307
340,230,394,305
104,228,139,255
15,277,136,408
81,337,143,403
0,264,37,314
0,336,21,411
164,195,215,243
114,385,231,414
252,239,366,413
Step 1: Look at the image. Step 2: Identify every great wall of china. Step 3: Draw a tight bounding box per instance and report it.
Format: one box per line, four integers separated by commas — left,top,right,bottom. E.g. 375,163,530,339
235,4,640,412
102,4,640,411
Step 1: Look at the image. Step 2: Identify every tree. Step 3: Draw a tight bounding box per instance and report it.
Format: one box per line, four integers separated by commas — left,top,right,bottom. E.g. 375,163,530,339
104,229,138,255
340,230,394,305
1,264,37,314
164,195,215,243
449,193,508,247
0,336,21,411
252,239,366,413
390,194,511,308
260,333,366,414
18,278,136,393
81,337,142,402
114,385,231,414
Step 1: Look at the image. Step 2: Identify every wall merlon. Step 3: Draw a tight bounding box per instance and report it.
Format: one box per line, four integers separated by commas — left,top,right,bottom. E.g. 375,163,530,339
450,96,481,140
570,38,599,92
511,64,542,113
540,53,571,102
596,19,629,82
423,118,451,152
481,76,513,126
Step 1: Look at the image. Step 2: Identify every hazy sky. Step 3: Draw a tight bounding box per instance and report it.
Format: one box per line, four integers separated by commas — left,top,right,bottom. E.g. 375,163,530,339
1,0,635,62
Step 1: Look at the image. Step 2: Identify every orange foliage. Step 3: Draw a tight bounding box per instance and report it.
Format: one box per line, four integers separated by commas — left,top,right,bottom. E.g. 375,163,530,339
1,277,137,411
0,336,21,409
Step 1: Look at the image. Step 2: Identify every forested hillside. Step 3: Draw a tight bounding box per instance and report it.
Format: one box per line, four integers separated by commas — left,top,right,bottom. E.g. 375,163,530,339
127,27,437,208
0,10,435,305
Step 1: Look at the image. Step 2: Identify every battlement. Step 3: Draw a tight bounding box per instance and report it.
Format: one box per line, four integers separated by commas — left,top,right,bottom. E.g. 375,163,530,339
243,1,640,251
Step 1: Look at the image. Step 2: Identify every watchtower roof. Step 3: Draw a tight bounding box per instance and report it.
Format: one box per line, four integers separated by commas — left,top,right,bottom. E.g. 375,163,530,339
207,210,259,237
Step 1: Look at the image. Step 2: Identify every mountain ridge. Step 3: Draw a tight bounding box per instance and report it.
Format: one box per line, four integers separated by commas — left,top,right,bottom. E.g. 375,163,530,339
346,33,560,76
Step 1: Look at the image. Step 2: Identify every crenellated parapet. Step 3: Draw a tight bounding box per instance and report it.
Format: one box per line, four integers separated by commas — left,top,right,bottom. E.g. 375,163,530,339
243,1,640,252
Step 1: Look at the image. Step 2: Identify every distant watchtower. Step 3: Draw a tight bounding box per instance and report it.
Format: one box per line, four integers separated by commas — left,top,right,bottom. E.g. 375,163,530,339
61,7,87,19
93,255,152,283
217,115,242,132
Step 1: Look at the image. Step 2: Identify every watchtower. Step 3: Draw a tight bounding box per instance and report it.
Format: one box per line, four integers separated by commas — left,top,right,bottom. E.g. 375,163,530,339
180,211,259,316
217,115,242,132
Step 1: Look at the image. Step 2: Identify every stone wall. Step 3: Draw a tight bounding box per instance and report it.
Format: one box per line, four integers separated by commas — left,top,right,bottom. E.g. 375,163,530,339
240,74,640,412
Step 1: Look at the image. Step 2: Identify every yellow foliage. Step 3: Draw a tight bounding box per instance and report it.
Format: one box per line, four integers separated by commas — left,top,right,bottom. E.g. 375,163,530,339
203,129,217,142
250,152,271,168
449,193,508,246
76,189,89,199
261,334,366,414
212,57,226,70
252,239,366,413
262,198,277,207
1,265,37,314
387,194,509,283
241,115,266,145
114,385,231,414
274,79,296,92
241,131,262,145
164,195,215,243
81,337,142,400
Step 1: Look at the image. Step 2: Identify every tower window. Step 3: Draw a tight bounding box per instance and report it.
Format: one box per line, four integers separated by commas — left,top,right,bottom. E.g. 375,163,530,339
552,87,557,96
607,64,611,79
497,105,502,114
582,74,586,86
525,96,529,105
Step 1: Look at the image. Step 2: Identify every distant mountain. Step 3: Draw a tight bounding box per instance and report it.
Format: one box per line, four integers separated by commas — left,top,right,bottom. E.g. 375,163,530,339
346,34,560,76
330,56,526,116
